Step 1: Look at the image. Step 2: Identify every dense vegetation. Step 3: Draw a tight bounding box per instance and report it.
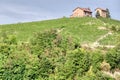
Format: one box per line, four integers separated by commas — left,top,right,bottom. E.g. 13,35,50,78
0,17,120,79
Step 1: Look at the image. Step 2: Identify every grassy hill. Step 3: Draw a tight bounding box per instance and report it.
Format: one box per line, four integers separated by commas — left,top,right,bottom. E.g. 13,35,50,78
0,17,120,80
0,17,120,46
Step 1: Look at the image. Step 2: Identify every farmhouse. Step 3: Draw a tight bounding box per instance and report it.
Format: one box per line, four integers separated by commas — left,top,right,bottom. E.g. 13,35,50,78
70,7,92,17
95,8,107,18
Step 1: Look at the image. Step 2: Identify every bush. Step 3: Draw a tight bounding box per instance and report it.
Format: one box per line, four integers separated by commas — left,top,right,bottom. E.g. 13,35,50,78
0,33,26,80
55,49,91,80
30,29,57,55
29,29,76,79
30,29,75,56
0,33,17,57
90,52,104,72
96,11,100,18
105,48,120,69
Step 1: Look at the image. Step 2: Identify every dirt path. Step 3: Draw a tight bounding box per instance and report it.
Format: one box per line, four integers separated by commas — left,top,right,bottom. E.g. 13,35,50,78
83,19,116,49
91,31,115,49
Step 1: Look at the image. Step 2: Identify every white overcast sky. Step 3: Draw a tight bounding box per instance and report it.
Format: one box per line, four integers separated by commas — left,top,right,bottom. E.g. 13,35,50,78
0,0,120,24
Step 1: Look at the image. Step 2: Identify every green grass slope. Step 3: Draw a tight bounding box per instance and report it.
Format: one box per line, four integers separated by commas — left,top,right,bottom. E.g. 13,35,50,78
99,18,120,45
0,17,120,46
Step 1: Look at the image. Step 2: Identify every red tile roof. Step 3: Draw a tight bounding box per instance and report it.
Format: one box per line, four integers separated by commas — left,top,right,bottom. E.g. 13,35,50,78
73,7,92,13
95,8,107,12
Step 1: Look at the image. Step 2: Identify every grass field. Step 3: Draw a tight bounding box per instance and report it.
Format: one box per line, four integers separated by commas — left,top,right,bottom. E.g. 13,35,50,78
0,17,120,46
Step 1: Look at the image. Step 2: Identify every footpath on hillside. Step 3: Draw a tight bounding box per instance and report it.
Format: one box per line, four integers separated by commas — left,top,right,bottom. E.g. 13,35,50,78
91,31,115,49
90,19,116,49
81,24,115,50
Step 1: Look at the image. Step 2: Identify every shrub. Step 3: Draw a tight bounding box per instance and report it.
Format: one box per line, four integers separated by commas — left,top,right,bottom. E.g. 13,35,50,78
30,29,57,55
30,29,75,56
105,43,120,70
96,11,100,18
0,33,26,80
55,49,91,80
0,33,17,57
90,52,104,72
29,29,75,79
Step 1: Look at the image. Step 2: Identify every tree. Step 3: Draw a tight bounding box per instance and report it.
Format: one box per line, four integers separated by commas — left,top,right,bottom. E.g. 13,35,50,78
96,11,100,18
106,8,111,18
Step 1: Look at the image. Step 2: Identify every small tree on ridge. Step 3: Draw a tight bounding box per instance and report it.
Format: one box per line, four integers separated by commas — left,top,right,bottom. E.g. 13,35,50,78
96,11,100,18
106,8,111,18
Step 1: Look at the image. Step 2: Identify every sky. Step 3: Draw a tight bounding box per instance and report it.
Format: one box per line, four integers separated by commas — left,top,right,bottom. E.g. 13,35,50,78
0,0,120,24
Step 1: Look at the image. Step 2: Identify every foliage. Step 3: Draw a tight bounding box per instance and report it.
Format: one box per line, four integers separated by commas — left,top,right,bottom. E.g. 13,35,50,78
54,49,91,80
90,52,104,72
0,17,120,79
0,32,17,56
30,29,58,55
30,29,76,79
30,29,75,56
105,47,120,70
0,32,22,79
96,11,100,18
0,30,115,79
1,53,26,80
106,8,111,18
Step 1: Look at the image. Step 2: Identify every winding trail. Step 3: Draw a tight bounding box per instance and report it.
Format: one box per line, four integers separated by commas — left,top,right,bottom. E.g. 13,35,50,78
91,31,115,49
81,20,116,49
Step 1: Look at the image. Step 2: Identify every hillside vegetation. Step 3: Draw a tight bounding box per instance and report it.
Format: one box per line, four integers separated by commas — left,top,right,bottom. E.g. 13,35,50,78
0,17,120,45
0,17,108,41
0,17,120,80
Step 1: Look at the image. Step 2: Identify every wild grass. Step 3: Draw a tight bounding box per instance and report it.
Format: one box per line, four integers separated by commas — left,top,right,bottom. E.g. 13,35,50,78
0,17,120,46
99,33,120,45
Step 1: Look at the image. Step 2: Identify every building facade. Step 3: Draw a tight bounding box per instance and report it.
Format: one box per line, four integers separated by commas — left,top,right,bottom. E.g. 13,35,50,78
70,7,92,17
95,8,107,18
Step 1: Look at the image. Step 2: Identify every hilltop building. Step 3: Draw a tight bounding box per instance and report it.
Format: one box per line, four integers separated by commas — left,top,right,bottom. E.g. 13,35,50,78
95,8,107,18
70,7,92,18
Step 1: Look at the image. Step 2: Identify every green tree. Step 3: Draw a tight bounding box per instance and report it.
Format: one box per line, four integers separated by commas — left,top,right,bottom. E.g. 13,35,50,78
96,11,100,18
106,8,111,18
